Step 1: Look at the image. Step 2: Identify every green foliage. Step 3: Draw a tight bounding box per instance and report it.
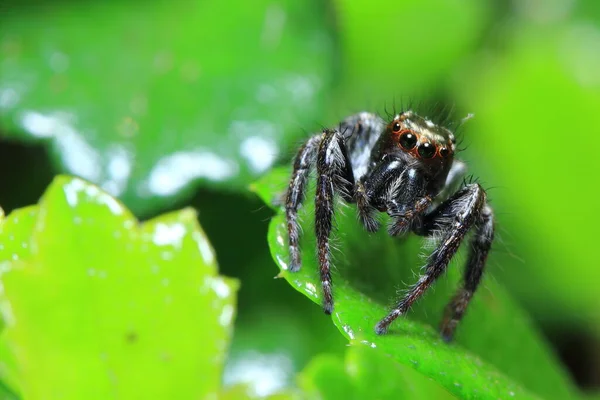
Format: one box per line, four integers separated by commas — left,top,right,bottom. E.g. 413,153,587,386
253,167,579,400
298,345,454,399
2,0,599,337
0,177,238,398
452,23,600,327
1,0,599,398
0,0,333,215
333,0,492,101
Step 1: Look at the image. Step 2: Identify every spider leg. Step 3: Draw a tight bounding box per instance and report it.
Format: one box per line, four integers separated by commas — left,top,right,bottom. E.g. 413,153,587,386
440,203,494,341
337,112,386,233
375,183,488,335
355,181,379,232
315,128,353,314
285,135,321,272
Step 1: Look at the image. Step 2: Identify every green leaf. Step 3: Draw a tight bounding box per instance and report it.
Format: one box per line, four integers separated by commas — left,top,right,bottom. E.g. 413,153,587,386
0,176,238,399
298,345,455,399
219,383,299,400
0,380,18,400
191,190,346,396
451,23,600,330
253,167,579,400
0,0,334,215
224,297,346,397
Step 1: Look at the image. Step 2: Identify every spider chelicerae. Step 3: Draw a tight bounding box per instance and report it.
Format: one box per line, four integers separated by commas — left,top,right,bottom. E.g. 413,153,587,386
284,110,494,341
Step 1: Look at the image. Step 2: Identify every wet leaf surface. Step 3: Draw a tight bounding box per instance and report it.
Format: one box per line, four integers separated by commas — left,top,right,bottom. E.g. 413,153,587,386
0,0,334,215
191,189,346,397
0,176,238,399
253,167,580,400
298,345,455,399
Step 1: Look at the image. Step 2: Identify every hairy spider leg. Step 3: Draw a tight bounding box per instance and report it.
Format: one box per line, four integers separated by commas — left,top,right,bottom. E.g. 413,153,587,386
340,113,387,233
285,112,383,312
440,204,494,341
315,129,355,314
355,181,380,232
374,183,489,335
285,135,321,272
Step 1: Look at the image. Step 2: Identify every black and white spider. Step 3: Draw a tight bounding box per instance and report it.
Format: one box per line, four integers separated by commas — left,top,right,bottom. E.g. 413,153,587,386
284,110,494,341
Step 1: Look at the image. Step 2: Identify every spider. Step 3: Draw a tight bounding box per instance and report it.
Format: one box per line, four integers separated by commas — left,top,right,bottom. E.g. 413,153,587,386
284,110,494,341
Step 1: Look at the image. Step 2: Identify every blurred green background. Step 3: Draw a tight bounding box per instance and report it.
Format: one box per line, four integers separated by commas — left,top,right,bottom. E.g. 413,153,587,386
1,0,599,397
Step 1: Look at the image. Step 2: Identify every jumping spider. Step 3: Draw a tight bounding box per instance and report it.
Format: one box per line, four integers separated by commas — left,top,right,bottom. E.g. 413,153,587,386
284,111,494,341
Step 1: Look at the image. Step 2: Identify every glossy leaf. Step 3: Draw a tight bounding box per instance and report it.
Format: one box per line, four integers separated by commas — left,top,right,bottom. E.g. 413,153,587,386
219,383,299,400
0,176,238,399
0,381,18,400
0,206,38,396
0,0,334,215
298,345,455,400
224,299,345,397
254,167,579,400
221,342,455,399
193,191,346,397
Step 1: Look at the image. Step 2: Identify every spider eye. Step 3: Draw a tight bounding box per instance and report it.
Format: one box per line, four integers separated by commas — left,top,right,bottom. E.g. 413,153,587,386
392,122,402,133
440,147,450,158
399,132,417,149
418,142,436,159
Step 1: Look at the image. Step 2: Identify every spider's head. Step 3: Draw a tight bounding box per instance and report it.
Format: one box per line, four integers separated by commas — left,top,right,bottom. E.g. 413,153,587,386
388,111,456,163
